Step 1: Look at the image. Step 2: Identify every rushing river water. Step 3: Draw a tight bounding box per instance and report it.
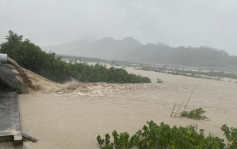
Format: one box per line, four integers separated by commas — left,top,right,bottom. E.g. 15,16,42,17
1,67,237,149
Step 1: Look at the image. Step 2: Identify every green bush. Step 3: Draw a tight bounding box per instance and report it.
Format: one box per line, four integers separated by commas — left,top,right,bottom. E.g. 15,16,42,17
15,85,25,94
97,121,227,149
0,31,151,83
221,124,237,149
181,108,207,120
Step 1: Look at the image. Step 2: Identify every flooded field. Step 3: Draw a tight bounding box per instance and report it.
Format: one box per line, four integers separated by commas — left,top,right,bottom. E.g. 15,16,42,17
15,67,237,148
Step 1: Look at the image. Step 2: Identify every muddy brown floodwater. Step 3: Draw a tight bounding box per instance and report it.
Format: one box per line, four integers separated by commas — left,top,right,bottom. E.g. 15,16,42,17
3,67,237,149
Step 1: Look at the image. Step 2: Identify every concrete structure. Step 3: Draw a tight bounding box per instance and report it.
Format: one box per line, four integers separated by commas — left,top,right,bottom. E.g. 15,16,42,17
0,92,22,143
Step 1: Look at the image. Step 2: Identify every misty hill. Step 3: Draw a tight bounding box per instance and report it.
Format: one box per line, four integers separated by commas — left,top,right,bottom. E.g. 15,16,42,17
43,38,237,71
128,44,237,71
43,37,142,60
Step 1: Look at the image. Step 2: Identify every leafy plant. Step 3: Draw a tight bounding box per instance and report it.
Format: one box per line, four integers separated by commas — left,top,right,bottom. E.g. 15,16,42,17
15,85,26,94
221,124,237,149
0,31,151,84
181,108,207,120
97,121,227,149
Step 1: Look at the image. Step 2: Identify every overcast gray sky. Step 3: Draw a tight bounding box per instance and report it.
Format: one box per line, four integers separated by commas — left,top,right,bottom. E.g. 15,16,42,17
0,0,237,55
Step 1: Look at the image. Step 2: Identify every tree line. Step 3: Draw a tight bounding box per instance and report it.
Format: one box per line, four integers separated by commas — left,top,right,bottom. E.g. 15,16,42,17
128,43,237,71
0,31,151,83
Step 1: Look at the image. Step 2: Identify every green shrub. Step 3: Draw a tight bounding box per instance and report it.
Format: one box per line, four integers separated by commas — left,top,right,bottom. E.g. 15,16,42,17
0,31,151,83
221,124,237,149
15,85,25,94
181,108,207,120
97,121,226,149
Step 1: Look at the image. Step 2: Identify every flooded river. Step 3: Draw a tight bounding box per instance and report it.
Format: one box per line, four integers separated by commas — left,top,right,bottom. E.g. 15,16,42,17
2,67,237,149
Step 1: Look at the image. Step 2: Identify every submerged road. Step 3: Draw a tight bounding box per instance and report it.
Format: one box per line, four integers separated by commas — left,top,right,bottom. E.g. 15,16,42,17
0,92,22,142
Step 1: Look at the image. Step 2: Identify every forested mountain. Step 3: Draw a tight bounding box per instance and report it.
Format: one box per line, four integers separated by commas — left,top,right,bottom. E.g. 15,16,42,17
128,44,237,70
43,37,142,60
43,38,237,71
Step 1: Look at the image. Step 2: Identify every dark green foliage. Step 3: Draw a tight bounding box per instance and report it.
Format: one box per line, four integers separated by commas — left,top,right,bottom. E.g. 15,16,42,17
0,31,151,83
15,85,25,94
221,124,237,149
181,108,207,120
97,121,227,149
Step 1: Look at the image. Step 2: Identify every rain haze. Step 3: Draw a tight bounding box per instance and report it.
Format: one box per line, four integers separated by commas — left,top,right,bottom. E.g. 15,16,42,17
1,1,237,149
0,0,237,55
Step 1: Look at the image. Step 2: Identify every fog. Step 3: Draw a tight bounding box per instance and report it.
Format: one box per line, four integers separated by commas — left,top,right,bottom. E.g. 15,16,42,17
0,0,237,55
1,1,237,149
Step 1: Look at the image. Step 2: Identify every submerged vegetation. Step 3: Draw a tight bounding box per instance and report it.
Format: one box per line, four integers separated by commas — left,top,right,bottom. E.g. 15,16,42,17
139,65,237,80
97,121,237,149
156,78,163,83
181,108,207,120
0,31,150,83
